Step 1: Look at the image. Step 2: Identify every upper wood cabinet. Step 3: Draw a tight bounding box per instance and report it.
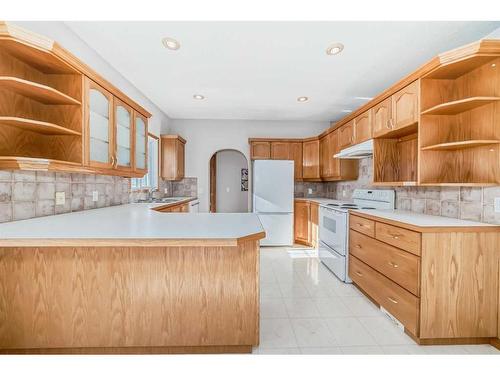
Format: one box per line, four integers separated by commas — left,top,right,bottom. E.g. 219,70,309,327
134,112,148,175
86,79,114,170
353,110,372,144
160,135,186,181
114,98,133,173
338,120,354,150
320,134,332,178
391,80,419,131
302,139,320,180
250,141,271,159
271,142,290,160
289,142,303,181
0,22,151,176
371,97,392,138
320,130,358,181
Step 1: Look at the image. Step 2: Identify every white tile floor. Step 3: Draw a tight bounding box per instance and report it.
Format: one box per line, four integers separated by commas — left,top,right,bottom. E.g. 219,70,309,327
253,247,500,355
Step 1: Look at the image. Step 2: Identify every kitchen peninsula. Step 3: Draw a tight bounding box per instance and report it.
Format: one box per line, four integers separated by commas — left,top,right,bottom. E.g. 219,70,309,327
0,204,265,354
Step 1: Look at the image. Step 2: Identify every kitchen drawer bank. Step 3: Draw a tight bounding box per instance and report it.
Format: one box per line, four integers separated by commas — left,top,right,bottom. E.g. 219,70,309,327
348,210,500,348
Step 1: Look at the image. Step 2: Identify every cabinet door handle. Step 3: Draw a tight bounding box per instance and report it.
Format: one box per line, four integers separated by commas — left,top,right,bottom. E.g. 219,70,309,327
388,261,399,268
357,223,368,228
386,119,391,129
387,296,398,304
355,271,363,277
355,244,362,249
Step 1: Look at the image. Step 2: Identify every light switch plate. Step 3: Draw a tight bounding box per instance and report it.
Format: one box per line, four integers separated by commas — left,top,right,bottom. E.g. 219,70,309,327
55,192,65,205
342,190,346,197
494,197,500,213
307,188,313,194
92,191,98,202
226,187,230,193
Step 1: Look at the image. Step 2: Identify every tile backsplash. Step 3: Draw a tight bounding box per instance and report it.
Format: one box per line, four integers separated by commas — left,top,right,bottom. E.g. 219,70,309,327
0,170,130,223
130,177,198,202
310,157,500,224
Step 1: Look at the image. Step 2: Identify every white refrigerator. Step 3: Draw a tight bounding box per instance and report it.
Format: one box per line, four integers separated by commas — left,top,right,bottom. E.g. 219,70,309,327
252,160,294,246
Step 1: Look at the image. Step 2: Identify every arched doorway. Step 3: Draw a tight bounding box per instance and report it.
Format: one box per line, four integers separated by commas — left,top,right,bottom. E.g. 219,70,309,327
209,149,249,213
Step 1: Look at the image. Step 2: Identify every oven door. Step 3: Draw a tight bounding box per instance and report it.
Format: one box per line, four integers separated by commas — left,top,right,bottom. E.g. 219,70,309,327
319,207,347,256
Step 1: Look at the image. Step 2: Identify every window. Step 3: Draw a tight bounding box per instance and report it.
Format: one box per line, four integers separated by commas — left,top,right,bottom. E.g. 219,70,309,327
131,134,159,190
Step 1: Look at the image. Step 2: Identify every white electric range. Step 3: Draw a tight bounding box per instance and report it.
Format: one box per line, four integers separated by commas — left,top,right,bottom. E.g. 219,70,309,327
318,189,395,282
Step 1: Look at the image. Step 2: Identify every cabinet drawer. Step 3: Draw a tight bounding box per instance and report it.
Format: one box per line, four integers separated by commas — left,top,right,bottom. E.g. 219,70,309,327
349,230,420,296
375,222,421,256
349,255,419,336
349,215,375,237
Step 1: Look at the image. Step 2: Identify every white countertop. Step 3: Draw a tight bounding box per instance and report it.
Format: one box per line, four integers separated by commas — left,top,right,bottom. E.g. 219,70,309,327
296,197,497,227
0,203,264,239
354,209,496,227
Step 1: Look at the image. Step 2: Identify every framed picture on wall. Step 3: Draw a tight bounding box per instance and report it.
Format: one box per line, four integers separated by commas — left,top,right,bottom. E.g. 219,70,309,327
241,168,248,191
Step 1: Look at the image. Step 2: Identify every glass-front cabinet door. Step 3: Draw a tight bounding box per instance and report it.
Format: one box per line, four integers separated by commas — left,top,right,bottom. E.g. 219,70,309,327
134,112,148,174
86,79,114,169
113,99,133,171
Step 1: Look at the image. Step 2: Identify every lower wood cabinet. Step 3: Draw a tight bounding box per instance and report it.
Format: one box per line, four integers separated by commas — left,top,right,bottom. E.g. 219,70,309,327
155,202,190,213
294,200,318,248
349,212,500,343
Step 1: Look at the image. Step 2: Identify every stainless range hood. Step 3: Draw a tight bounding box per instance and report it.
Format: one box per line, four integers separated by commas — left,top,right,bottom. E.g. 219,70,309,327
334,139,373,159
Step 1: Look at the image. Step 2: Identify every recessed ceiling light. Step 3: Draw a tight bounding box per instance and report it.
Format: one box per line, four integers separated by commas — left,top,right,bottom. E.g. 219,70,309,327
326,42,344,56
193,94,205,100
341,109,352,113
297,96,309,102
162,37,180,50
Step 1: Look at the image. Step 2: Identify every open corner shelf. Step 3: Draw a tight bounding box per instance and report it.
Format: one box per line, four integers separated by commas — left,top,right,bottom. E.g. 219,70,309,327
421,96,500,116
0,156,86,172
424,55,498,79
0,76,81,105
0,116,82,136
421,140,500,151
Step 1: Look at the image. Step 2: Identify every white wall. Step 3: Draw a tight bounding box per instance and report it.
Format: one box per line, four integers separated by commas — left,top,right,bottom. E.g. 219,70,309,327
169,119,329,211
485,27,500,39
12,21,171,136
215,150,248,213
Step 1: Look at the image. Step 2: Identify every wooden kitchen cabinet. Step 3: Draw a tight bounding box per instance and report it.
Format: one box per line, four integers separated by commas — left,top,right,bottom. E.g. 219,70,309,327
391,80,419,131
271,142,290,160
289,142,303,180
349,211,500,343
294,200,319,248
160,135,186,180
353,110,372,144
338,120,354,150
113,98,134,173
302,139,321,180
250,141,271,159
371,97,392,138
320,130,358,181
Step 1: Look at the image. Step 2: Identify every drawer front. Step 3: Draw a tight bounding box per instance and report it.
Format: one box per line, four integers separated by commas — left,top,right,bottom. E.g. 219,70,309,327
349,215,375,237
375,222,421,256
349,255,419,336
349,230,420,296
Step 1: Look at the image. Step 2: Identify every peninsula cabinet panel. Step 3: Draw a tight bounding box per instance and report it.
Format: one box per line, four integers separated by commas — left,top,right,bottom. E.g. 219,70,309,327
338,121,354,150
161,135,186,181
372,97,392,138
302,139,320,180
0,241,260,353
353,110,372,144
270,142,290,160
250,141,270,160
289,142,303,180
419,232,499,339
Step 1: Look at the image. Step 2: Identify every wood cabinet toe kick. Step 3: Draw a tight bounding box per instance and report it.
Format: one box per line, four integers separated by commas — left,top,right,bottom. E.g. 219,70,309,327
0,233,264,354
349,211,500,345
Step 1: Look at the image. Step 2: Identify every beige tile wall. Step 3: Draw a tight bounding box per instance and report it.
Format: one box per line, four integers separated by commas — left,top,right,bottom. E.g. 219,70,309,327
0,170,131,223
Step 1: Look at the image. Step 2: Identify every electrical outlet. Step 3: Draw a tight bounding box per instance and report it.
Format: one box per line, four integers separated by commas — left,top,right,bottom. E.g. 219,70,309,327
226,187,230,193
342,189,346,197
495,197,500,213
307,188,313,195
92,191,98,202
164,188,168,194
55,192,65,205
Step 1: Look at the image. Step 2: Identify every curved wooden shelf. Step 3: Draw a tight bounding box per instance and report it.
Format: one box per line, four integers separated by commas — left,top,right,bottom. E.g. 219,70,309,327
421,140,500,151
0,76,81,105
421,97,500,115
0,116,81,136
0,156,87,172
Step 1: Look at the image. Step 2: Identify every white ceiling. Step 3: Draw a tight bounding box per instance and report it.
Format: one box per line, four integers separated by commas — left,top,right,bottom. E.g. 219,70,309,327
66,21,500,121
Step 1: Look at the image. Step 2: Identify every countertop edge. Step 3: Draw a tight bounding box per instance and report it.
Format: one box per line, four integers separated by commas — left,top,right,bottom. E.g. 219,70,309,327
350,211,500,233
0,231,266,248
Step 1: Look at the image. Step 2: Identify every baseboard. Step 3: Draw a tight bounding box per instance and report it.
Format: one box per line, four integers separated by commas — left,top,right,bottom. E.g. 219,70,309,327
0,345,253,355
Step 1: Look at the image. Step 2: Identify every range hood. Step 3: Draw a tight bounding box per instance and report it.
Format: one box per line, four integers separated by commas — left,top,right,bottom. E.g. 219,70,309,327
334,139,373,159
